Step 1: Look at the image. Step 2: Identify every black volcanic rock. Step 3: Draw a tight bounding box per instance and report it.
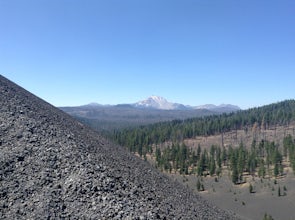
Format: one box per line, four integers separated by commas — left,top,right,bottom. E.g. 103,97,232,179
0,75,238,219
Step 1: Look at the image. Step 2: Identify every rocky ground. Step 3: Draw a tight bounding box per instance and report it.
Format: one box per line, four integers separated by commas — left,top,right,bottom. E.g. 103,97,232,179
0,75,239,219
171,170,295,220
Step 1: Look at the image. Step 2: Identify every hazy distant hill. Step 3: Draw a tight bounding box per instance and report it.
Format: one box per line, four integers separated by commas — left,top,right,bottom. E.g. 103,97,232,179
60,96,240,131
194,103,241,112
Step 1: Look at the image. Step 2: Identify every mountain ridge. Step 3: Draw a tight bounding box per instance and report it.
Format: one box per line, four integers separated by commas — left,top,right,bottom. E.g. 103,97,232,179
60,96,241,131
134,95,241,111
69,95,240,112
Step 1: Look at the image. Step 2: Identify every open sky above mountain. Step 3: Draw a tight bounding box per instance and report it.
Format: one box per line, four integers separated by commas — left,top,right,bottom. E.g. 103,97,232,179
1,0,295,109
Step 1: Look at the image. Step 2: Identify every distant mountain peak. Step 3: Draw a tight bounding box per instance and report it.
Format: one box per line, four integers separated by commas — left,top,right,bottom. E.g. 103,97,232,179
218,104,240,110
195,104,240,111
133,96,240,111
195,104,217,110
134,96,185,110
135,96,171,110
87,102,101,106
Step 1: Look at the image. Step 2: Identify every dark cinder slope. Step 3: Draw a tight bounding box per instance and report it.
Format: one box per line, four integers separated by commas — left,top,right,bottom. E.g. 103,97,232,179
0,75,238,219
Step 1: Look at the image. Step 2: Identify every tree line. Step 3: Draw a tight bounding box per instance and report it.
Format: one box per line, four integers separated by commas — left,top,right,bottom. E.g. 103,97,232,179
112,100,295,156
154,137,295,184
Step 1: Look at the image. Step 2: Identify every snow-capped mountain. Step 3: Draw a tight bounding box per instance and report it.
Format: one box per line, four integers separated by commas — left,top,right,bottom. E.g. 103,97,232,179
133,96,240,111
134,96,186,110
77,96,240,112
61,96,241,131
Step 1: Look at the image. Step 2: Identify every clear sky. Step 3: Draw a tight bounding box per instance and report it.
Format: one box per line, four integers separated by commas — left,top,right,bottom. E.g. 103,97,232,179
1,0,294,109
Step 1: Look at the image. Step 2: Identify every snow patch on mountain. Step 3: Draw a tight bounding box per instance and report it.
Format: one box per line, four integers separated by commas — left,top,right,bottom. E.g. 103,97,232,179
134,96,240,111
134,96,185,110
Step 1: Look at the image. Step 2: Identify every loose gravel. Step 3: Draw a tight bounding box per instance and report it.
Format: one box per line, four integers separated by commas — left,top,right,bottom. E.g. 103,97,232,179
0,75,239,219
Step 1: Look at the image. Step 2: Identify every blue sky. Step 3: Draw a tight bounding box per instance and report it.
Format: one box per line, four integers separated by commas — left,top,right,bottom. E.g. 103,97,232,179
1,0,294,109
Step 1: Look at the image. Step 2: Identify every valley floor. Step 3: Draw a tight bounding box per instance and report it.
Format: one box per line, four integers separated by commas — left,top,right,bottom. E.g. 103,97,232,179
170,168,295,220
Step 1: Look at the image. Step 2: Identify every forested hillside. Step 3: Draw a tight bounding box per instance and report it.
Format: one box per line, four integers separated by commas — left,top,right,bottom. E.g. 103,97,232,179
112,100,295,183
152,137,295,184
113,100,295,151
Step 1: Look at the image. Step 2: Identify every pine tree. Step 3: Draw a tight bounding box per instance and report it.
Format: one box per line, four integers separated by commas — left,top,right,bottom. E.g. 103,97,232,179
232,166,239,184
197,179,201,191
222,147,227,166
258,159,266,178
197,160,203,176
155,148,162,167
237,142,246,181
197,144,201,161
216,146,222,168
201,183,205,191
209,158,216,176
274,163,279,177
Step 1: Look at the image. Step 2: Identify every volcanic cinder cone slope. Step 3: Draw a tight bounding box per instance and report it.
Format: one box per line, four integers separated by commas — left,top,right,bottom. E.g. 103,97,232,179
0,75,238,219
